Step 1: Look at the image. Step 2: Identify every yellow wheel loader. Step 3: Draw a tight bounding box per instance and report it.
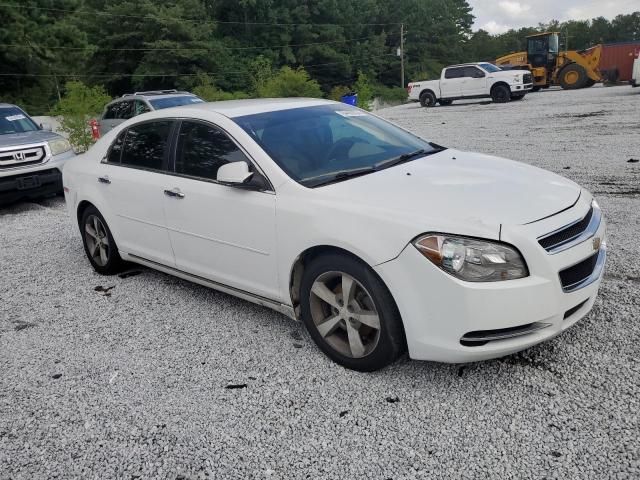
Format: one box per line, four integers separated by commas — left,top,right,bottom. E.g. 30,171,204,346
496,32,602,90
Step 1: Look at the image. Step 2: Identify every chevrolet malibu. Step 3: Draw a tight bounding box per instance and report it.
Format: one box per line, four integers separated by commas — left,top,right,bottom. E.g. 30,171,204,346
62,99,606,371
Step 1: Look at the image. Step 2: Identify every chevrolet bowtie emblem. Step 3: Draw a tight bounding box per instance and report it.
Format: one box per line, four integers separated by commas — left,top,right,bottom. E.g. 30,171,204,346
593,237,601,251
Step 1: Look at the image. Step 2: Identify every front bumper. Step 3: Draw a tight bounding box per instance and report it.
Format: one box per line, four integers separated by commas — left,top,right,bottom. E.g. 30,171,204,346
510,83,533,93
0,149,75,205
375,194,606,363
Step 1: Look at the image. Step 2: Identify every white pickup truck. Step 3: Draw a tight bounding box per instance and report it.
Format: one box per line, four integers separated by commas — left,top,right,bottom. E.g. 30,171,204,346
408,63,533,107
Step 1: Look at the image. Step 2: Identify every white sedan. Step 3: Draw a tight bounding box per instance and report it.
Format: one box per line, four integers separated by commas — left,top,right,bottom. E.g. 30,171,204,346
63,99,606,371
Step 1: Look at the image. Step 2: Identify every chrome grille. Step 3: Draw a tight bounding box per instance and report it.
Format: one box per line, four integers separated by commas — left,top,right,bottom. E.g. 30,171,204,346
538,203,601,254
0,145,47,169
523,73,533,84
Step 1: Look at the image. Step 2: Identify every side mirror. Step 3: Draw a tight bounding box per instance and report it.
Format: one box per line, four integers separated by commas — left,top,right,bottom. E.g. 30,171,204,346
40,122,52,132
217,161,253,185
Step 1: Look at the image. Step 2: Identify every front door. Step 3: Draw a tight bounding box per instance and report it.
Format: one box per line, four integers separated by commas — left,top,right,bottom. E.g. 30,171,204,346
462,66,487,97
162,120,279,300
99,120,176,266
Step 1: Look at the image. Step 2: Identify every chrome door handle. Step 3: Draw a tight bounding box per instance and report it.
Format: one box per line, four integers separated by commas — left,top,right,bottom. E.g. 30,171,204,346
98,176,111,184
164,188,185,199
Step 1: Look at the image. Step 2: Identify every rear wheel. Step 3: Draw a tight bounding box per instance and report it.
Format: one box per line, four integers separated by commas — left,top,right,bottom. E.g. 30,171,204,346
491,84,511,103
300,254,405,371
419,91,437,108
438,99,453,106
80,206,124,275
559,64,588,90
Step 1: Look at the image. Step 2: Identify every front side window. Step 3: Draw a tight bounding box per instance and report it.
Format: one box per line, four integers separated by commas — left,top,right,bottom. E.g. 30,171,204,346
120,121,173,170
117,101,134,120
175,121,249,180
464,67,484,78
234,104,442,187
103,104,118,120
0,106,39,134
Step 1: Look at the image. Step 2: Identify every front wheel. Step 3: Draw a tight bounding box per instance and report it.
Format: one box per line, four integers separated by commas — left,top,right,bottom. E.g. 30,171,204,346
300,254,406,371
80,206,124,275
491,84,511,103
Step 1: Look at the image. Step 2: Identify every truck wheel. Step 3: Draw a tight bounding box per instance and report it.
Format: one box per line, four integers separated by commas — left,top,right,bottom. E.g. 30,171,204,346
559,64,588,89
419,91,436,108
491,84,511,103
438,99,453,106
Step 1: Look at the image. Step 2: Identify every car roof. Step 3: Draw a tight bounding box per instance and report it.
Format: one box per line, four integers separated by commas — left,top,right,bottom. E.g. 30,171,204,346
446,62,487,68
0,103,20,109
109,92,199,103
173,98,337,118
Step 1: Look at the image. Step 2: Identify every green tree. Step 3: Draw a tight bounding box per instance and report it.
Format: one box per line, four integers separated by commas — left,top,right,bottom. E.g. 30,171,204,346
353,71,373,110
257,67,322,98
52,81,111,152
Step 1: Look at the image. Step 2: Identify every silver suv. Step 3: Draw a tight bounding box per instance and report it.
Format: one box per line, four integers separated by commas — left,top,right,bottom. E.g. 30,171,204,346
98,90,203,136
0,103,75,206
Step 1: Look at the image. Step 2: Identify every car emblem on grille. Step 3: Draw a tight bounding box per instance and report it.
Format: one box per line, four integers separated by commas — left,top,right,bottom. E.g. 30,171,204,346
592,237,601,251
14,151,26,161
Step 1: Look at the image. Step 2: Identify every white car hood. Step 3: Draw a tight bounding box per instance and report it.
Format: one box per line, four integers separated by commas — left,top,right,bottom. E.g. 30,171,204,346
320,149,581,228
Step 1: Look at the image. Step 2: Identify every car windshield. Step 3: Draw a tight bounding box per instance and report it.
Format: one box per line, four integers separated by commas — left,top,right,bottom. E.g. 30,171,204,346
479,63,502,73
148,96,204,109
234,104,443,187
0,106,39,135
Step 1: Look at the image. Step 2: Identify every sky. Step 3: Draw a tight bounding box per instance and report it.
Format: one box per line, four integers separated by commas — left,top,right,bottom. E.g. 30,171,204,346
468,0,640,34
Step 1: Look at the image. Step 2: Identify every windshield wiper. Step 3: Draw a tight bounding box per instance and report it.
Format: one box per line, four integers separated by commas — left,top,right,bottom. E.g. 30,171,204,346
374,146,446,170
303,166,377,188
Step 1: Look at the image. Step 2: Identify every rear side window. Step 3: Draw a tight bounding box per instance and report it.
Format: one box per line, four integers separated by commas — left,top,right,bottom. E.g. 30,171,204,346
175,121,249,181
134,100,151,116
121,121,173,170
444,68,464,79
103,104,118,120
106,131,126,163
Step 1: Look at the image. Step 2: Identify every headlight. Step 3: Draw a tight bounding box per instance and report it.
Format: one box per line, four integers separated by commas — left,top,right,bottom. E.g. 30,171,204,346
413,234,528,282
48,138,72,156
513,74,522,82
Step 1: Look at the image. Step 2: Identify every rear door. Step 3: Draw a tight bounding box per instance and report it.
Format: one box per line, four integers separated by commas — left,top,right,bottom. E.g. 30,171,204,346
162,119,279,300
440,67,465,98
97,120,176,266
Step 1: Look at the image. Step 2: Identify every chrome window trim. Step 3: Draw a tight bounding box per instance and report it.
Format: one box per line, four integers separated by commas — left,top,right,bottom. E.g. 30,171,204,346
538,201,601,254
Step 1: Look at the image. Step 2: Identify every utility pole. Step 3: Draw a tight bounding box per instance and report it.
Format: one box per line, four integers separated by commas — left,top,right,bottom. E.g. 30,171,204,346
400,23,405,88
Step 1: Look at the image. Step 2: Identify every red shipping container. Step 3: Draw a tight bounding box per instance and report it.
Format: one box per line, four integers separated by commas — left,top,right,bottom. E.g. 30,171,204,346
585,42,640,82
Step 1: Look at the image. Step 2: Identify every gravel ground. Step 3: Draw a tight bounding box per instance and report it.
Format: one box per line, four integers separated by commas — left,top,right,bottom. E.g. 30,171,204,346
1,85,639,479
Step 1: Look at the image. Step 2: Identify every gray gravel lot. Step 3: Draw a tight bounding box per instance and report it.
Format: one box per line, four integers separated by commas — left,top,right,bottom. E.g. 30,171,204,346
1,86,639,479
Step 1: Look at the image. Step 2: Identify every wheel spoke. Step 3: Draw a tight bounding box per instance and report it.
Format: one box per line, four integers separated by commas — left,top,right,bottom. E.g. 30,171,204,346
353,311,380,330
99,245,108,265
346,322,365,357
341,275,356,305
93,217,100,236
90,241,99,257
85,224,98,240
316,315,343,338
311,282,340,308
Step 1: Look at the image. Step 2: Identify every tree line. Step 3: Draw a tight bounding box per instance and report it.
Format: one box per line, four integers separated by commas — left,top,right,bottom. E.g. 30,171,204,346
1,1,638,114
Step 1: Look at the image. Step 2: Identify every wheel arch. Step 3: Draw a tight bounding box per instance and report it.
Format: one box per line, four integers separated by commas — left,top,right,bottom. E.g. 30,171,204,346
288,245,388,320
76,199,95,228
419,89,437,100
490,81,511,94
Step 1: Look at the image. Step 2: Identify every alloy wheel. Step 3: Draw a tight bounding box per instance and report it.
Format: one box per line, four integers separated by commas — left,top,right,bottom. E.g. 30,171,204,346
84,214,110,267
309,271,381,358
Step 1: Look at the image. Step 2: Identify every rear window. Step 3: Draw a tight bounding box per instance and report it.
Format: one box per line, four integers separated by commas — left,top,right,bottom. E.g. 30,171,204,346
148,96,204,110
0,107,39,134
120,121,173,170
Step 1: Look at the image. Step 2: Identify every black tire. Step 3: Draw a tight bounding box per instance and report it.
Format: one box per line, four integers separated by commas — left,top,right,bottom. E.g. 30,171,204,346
511,94,525,101
80,205,124,275
531,86,542,92
491,84,511,103
559,64,588,90
300,253,406,372
438,99,453,106
419,90,437,108
585,79,596,87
